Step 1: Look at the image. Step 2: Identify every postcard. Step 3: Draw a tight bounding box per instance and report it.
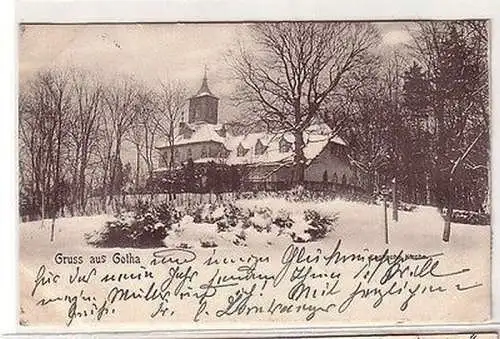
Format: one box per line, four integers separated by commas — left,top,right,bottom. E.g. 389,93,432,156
18,21,491,331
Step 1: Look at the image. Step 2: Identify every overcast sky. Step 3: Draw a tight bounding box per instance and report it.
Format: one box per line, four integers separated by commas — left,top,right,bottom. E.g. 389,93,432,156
19,22,412,122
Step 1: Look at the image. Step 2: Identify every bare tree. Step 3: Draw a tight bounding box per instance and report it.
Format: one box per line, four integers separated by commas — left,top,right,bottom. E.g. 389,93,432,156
18,68,72,241
127,86,159,191
152,80,187,171
66,69,103,214
100,76,140,209
229,22,380,183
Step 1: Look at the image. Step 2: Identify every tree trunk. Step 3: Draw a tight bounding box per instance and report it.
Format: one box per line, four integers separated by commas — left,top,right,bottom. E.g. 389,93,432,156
135,143,140,193
425,171,431,205
40,186,45,228
293,130,306,185
442,177,453,242
78,159,87,214
50,102,64,242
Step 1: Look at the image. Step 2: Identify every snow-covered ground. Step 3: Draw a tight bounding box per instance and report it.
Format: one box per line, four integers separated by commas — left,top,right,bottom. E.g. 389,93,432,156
19,198,491,331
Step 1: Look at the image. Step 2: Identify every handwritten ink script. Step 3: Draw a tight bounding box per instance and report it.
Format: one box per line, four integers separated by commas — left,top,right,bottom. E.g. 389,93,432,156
23,240,489,327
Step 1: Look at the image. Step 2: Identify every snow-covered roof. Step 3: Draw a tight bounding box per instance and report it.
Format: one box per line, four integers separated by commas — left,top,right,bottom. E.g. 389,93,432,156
156,122,226,148
224,126,341,166
156,122,348,167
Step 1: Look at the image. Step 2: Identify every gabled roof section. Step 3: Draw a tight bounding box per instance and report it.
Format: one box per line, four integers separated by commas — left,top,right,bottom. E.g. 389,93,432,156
224,129,335,166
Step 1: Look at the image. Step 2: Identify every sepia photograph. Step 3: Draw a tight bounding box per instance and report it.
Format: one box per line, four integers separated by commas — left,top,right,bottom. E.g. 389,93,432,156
18,21,491,330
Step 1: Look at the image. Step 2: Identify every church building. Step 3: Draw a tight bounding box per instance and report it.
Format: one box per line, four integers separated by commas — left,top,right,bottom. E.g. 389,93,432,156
155,73,361,189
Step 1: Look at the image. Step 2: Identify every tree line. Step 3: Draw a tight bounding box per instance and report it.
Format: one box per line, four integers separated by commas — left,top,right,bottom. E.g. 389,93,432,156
19,69,187,239
229,21,489,241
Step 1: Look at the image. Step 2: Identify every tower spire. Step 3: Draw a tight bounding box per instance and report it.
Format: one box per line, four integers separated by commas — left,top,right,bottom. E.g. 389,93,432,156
196,65,214,96
188,65,219,124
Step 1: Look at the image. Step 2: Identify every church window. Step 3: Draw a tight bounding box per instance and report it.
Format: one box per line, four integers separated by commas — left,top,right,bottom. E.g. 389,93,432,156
322,170,328,182
333,172,338,183
255,139,266,155
342,174,347,185
237,143,247,157
201,145,208,158
187,148,192,159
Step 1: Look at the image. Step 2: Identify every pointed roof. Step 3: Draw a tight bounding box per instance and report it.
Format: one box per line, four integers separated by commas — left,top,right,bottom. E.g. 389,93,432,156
192,67,217,99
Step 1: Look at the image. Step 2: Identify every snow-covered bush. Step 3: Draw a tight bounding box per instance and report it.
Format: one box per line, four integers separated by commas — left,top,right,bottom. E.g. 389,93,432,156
85,201,181,248
247,206,273,232
398,202,417,212
303,209,337,240
216,203,248,232
231,229,247,246
289,209,337,242
443,209,490,225
86,198,339,249
273,209,294,234
200,239,218,248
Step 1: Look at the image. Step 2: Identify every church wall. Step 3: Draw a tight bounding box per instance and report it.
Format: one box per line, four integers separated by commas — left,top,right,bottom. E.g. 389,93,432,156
272,166,294,183
160,141,227,168
304,143,356,185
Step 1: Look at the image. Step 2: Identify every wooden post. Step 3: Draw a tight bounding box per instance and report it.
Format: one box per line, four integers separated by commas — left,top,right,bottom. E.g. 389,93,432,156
392,177,398,222
383,193,388,244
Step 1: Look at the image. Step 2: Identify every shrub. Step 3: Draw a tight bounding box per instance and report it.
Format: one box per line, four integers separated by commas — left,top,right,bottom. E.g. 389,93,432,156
85,201,181,248
200,239,218,248
443,209,490,225
232,230,247,246
272,209,294,235
216,203,249,232
303,209,337,241
247,206,273,232
398,202,417,212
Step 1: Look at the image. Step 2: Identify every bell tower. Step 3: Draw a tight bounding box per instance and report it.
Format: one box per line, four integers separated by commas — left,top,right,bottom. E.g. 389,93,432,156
188,67,219,124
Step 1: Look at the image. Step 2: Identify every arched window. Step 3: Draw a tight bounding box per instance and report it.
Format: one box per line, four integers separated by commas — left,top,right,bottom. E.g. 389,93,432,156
187,148,192,159
342,174,347,185
322,170,328,182
333,172,338,183
255,139,266,155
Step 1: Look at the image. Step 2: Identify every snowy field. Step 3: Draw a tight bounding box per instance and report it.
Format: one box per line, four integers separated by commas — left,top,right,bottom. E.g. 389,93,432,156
19,198,491,331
